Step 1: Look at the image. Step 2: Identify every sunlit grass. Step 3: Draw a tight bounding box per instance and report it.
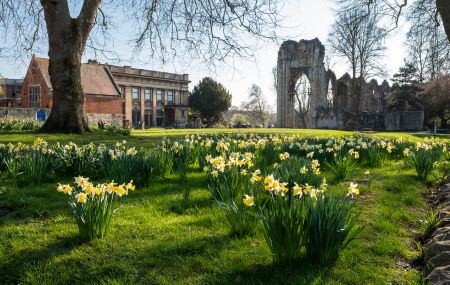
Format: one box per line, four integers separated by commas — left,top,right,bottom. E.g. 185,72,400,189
0,158,429,284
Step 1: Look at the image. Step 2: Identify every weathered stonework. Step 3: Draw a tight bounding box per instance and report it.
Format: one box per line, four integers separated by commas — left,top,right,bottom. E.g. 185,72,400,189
425,182,450,284
0,107,121,126
277,38,332,128
276,38,424,131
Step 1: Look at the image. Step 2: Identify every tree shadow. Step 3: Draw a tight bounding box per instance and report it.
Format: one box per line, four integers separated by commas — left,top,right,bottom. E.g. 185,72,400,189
213,261,331,284
0,234,83,284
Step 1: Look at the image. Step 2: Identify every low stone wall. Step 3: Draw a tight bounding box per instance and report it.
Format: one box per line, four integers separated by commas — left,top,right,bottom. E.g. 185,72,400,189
0,107,50,119
424,181,450,284
385,111,424,131
86,113,123,126
0,107,122,126
314,110,424,131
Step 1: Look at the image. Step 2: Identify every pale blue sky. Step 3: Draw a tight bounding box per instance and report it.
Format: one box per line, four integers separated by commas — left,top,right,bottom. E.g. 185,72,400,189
0,0,408,108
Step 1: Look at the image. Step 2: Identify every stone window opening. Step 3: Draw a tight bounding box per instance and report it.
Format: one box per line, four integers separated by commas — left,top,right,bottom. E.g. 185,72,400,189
293,74,311,128
327,80,334,109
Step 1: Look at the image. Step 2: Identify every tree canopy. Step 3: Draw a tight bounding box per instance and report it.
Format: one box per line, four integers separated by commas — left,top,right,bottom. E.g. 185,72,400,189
188,77,232,126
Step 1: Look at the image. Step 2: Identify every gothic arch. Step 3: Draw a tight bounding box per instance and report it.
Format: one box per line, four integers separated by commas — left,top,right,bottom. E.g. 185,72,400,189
276,38,330,128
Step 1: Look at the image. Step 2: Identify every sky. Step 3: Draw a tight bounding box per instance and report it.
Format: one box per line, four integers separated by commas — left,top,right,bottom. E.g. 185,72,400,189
0,0,409,108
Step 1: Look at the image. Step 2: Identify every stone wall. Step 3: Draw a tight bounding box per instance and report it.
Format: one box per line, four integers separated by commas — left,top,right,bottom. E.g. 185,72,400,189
424,181,450,284
384,111,424,131
86,113,123,126
0,107,50,119
314,110,424,131
0,107,122,126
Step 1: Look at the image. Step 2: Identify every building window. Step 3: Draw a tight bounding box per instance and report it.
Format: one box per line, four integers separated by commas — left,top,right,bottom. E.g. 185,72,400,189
156,89,163,103
167,90,174,104
144,88,152,101
29,85,40,107
132,87,140,101
181,110,185,117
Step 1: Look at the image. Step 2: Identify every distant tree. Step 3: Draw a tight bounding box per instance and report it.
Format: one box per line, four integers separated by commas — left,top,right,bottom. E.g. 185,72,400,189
391,62,420,85
420,75,450,128
231,113,250,126
294,75,311,128
405,0,450,81
385,85,423,112
328,8,387,81
242,84,271,127
189,77,232,126
334,0,450,44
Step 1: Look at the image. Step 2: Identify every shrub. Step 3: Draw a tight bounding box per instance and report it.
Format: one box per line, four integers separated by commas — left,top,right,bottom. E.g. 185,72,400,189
57,177,135,241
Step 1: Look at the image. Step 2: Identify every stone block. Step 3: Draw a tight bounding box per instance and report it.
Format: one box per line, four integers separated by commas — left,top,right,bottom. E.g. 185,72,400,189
426,240,450,260
426,264,450,284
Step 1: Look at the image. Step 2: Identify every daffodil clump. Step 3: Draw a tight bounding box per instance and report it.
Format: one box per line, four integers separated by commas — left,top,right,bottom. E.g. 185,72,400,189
404,139,448,181
242,163,362,265
58,176,135,240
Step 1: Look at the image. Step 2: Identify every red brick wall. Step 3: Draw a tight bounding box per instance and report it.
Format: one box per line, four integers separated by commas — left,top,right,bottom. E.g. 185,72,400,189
21,59,50,108
22,58,121,114
85,96,122,114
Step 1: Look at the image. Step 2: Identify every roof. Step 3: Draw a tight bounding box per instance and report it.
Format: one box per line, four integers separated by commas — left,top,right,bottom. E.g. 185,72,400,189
33,57,121,97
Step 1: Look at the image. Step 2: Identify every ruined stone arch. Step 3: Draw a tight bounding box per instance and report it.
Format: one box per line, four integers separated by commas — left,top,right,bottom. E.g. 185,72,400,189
277,38,333,128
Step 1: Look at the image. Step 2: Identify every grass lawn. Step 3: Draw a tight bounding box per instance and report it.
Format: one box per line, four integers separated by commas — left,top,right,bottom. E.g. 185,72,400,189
0,129,446,284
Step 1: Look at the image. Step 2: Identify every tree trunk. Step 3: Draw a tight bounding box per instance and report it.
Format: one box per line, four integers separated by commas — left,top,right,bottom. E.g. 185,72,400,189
40,0,100,133
42,44,90,133
437,0,450,43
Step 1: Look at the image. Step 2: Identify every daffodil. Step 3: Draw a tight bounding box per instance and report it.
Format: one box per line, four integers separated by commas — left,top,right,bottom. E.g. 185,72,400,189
293,182,303,197
243,195,255,206
347,182,359,197
76,192,87,204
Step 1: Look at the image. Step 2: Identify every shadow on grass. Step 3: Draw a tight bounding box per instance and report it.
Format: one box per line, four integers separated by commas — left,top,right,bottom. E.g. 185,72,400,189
0,234,82,284
213,260,331,284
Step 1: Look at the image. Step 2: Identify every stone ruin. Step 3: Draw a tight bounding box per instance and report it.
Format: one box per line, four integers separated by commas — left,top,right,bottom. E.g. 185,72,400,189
276,38,424,131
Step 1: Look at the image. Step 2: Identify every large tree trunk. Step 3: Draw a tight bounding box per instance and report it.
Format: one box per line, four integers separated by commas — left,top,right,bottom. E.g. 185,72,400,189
437,0,450,43
40,0,101,133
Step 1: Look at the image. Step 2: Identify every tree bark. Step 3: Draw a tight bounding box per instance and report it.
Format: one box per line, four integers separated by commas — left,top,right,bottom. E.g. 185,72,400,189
437,0,450,43
40,0,101,133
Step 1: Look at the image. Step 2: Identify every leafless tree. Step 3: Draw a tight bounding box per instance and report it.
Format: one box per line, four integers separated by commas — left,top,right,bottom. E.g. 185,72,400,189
406,0,450,81
334,0,450,43
242,84,271,127
0,0,284,133
327,8,386,81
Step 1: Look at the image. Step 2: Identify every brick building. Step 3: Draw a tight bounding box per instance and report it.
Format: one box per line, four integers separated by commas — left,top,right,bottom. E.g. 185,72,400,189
0,78,23,107
107,64,190,128
21,56,190,128
22,56,122,124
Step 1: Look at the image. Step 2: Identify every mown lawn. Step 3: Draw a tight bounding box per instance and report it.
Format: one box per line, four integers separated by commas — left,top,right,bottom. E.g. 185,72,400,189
0,129,446,284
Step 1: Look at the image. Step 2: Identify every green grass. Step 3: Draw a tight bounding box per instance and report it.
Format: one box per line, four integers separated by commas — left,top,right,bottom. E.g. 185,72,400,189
0,129,442,284
0,128,447,146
